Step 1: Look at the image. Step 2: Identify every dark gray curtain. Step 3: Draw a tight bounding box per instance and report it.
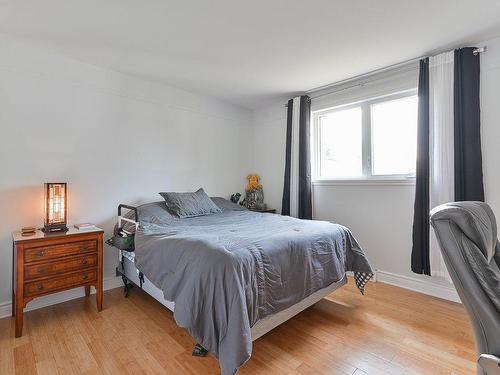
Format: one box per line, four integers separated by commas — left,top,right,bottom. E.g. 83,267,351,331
411,58,431,275
282,95,312,219
412,48,485,276
282,100,293,216
454,47,485,201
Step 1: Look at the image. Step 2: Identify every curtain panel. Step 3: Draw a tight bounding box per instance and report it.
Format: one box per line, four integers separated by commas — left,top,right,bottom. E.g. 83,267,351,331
411,48,484,277
454,48,485,202
428,51,455,280
411,58,431,275
282,95,312,219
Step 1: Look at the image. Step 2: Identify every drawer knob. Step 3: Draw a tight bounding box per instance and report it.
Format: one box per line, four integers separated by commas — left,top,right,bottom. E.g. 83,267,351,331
37,267,45,274
82,274,88,280
36,250,45,257
37,284,44,291
81,259,88,265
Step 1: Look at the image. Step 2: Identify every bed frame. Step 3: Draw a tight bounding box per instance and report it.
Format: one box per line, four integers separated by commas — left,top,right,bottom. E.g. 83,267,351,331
108,204,348,356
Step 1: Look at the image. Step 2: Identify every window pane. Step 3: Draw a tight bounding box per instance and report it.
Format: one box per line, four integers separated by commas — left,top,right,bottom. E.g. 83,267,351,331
371,96,417,175
319,107,362,178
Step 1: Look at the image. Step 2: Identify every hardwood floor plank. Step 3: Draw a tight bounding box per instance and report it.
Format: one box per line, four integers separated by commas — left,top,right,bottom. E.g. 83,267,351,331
13,342,37,375
399,337,475,374
0,278,475,375
250,339,302,372
0,317,15,375
391,351,453,375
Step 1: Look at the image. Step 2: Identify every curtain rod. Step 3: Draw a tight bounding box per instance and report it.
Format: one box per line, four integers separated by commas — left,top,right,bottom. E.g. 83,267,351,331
473,46,487,55
309,65,418,101
284,46,487,106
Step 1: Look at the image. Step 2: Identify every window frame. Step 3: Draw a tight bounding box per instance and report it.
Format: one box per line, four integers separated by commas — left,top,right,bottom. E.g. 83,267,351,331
312,89,418,184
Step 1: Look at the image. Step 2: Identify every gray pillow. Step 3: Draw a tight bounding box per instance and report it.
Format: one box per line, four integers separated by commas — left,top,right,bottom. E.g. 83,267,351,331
210,197,248,212
159,188,222,218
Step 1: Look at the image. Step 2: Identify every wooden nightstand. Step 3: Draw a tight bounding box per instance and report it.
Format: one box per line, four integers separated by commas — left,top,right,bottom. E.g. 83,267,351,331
12,227,103,337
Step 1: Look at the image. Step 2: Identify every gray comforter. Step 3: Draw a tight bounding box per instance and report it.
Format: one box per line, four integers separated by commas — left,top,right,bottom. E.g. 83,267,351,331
133,200,372,375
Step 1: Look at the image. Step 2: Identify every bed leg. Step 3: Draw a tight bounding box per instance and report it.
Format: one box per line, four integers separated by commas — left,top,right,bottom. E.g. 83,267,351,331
138,272,144,289
192,343,208,357
121,276,133,298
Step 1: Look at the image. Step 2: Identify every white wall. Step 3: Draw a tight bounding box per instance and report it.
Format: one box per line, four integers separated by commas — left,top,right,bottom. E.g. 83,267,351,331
253,36,500,301
312,182,416,274
0,36,253,307
480,37,500,219
253,103,288,210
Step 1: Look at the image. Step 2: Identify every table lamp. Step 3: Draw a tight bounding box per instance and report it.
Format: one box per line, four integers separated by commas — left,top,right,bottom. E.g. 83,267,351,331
43,182,68,232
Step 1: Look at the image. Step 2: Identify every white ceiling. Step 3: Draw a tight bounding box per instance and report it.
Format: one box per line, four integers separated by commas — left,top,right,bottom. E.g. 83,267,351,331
1,1,500,109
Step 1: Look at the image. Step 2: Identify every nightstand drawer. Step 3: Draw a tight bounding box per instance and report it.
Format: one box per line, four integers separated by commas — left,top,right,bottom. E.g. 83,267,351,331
24,269,97,297
24,240,96,263
24,254,97,280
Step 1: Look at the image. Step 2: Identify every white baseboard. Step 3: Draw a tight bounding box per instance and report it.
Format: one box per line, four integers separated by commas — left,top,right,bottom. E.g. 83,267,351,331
0,276,123,319
376,270,461,303
0,301,10,319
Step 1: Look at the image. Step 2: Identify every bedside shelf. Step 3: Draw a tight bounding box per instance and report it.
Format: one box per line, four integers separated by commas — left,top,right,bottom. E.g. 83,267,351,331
248,208,277,213
12,227,104,337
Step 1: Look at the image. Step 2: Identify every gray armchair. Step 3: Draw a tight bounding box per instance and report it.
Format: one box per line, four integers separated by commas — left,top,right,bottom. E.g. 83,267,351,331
430,202,500,375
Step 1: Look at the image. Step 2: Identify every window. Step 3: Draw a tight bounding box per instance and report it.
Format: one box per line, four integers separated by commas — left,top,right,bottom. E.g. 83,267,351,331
319,107,362,177
371,96,418,175
313,91,417,181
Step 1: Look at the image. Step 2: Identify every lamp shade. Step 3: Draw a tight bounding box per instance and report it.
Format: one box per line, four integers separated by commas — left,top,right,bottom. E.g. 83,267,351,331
43,183,68,232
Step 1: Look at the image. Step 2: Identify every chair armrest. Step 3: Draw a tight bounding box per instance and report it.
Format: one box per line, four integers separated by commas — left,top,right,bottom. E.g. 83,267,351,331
478,354,500,375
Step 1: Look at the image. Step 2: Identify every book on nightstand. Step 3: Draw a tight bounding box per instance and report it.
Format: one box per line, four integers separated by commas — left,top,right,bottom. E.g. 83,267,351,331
74,223,99,231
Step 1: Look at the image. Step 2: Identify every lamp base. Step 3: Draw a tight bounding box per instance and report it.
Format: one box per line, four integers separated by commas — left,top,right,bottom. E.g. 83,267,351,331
42,225,69,233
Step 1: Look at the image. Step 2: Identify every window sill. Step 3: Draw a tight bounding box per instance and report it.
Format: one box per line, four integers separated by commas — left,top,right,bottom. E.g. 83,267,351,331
312,178,416,186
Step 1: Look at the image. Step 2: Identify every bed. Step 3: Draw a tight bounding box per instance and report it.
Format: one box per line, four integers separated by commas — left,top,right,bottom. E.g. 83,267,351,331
114,196,373,375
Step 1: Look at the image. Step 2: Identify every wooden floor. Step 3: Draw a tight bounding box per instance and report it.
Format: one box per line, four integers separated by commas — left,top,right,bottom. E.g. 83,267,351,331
0,279,475,375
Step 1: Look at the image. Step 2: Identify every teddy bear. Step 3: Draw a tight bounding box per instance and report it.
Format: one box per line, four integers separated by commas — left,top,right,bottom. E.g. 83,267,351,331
245,173,262,192
241,174,266,210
